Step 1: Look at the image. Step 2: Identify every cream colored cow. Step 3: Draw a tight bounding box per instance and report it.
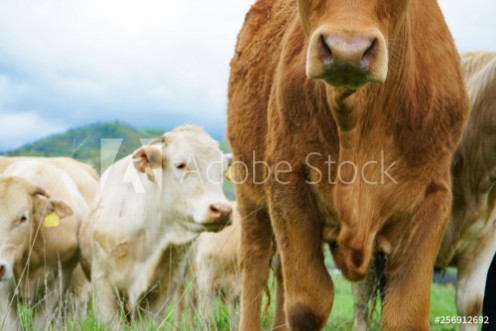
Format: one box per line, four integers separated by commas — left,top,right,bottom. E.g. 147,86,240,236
83,125,233,326
0,156,99,318
435,51,496,331
0,161,88,330
179,203,241,329
0,156,98,205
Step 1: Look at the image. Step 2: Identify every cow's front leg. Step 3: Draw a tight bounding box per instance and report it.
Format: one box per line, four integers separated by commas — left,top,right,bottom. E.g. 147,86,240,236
382,182,451,331
0,286,18,331
92,268,120,326
238,199,273,331
195,263,216,329
269,179,334,331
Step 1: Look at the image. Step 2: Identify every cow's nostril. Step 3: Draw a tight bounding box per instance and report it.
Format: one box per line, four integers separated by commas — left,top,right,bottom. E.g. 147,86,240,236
318,34,333,64
210,204,220,215
0,264,5,278
208,205,222,220
208,203,233,222
362,38,377,64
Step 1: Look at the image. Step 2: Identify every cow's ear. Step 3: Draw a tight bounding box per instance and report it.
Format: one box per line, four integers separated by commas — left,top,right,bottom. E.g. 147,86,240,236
32,195,73,227
132,146,163,174
52,200,73,219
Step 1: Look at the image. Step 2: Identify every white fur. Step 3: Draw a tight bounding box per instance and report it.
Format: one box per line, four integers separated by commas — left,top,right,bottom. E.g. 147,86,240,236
87,126,232,325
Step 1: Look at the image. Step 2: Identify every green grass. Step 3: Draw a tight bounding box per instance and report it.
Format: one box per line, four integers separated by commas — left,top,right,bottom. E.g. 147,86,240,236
14,272,458,331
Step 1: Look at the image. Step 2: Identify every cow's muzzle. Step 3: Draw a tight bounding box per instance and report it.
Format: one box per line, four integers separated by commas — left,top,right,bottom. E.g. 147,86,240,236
306,27,388,89
202,202,233,231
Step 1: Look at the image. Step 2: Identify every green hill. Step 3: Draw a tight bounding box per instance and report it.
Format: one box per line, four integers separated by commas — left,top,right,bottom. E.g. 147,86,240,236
6,122,164,172
4,122,235,198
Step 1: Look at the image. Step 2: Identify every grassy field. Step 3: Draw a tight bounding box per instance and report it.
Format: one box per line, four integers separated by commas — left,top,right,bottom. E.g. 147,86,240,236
13,270,459,331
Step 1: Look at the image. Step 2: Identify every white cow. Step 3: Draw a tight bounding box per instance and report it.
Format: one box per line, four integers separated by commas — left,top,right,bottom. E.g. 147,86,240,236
83,125,233,326
0,161,89,330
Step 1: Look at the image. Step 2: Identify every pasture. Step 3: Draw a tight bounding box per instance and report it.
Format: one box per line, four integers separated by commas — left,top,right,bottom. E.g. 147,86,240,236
12,262,458,331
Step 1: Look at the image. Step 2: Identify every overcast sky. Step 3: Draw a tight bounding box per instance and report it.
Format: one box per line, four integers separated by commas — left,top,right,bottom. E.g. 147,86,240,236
0,0,495,151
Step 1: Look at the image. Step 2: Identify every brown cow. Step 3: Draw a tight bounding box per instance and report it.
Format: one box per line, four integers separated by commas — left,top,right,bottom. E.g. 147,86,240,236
227,0,468,330
352,51,496,331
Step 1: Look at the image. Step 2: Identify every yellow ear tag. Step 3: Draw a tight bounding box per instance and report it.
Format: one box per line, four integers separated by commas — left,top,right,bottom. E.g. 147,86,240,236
44,212,60,228
225,165,234,182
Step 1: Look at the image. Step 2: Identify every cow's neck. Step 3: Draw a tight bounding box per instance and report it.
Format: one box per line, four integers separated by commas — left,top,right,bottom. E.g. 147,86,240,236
326,12,415,239
328,8,414,162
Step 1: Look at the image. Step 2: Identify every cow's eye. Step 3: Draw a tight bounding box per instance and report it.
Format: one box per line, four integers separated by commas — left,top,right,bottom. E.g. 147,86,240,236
19,215,28,224
175,163,188,171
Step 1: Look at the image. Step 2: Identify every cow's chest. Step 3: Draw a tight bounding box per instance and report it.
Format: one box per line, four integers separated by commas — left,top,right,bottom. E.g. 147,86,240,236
304,146,409,243
109,235,192,311
14,266,57,305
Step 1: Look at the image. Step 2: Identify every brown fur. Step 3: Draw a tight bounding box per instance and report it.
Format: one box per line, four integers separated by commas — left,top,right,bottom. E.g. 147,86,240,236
227,0,468,330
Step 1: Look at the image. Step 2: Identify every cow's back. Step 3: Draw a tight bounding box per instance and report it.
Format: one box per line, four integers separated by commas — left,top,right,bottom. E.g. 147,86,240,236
227,0,297,203
0,156,98,205
462,51,496,80
47,157,99,205
4,161,88,220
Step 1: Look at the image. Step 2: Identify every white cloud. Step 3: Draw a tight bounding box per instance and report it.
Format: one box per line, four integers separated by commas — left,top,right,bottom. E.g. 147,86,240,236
0,0,494,150
0,112,66,150
0,0,255,112
439,0,496,52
